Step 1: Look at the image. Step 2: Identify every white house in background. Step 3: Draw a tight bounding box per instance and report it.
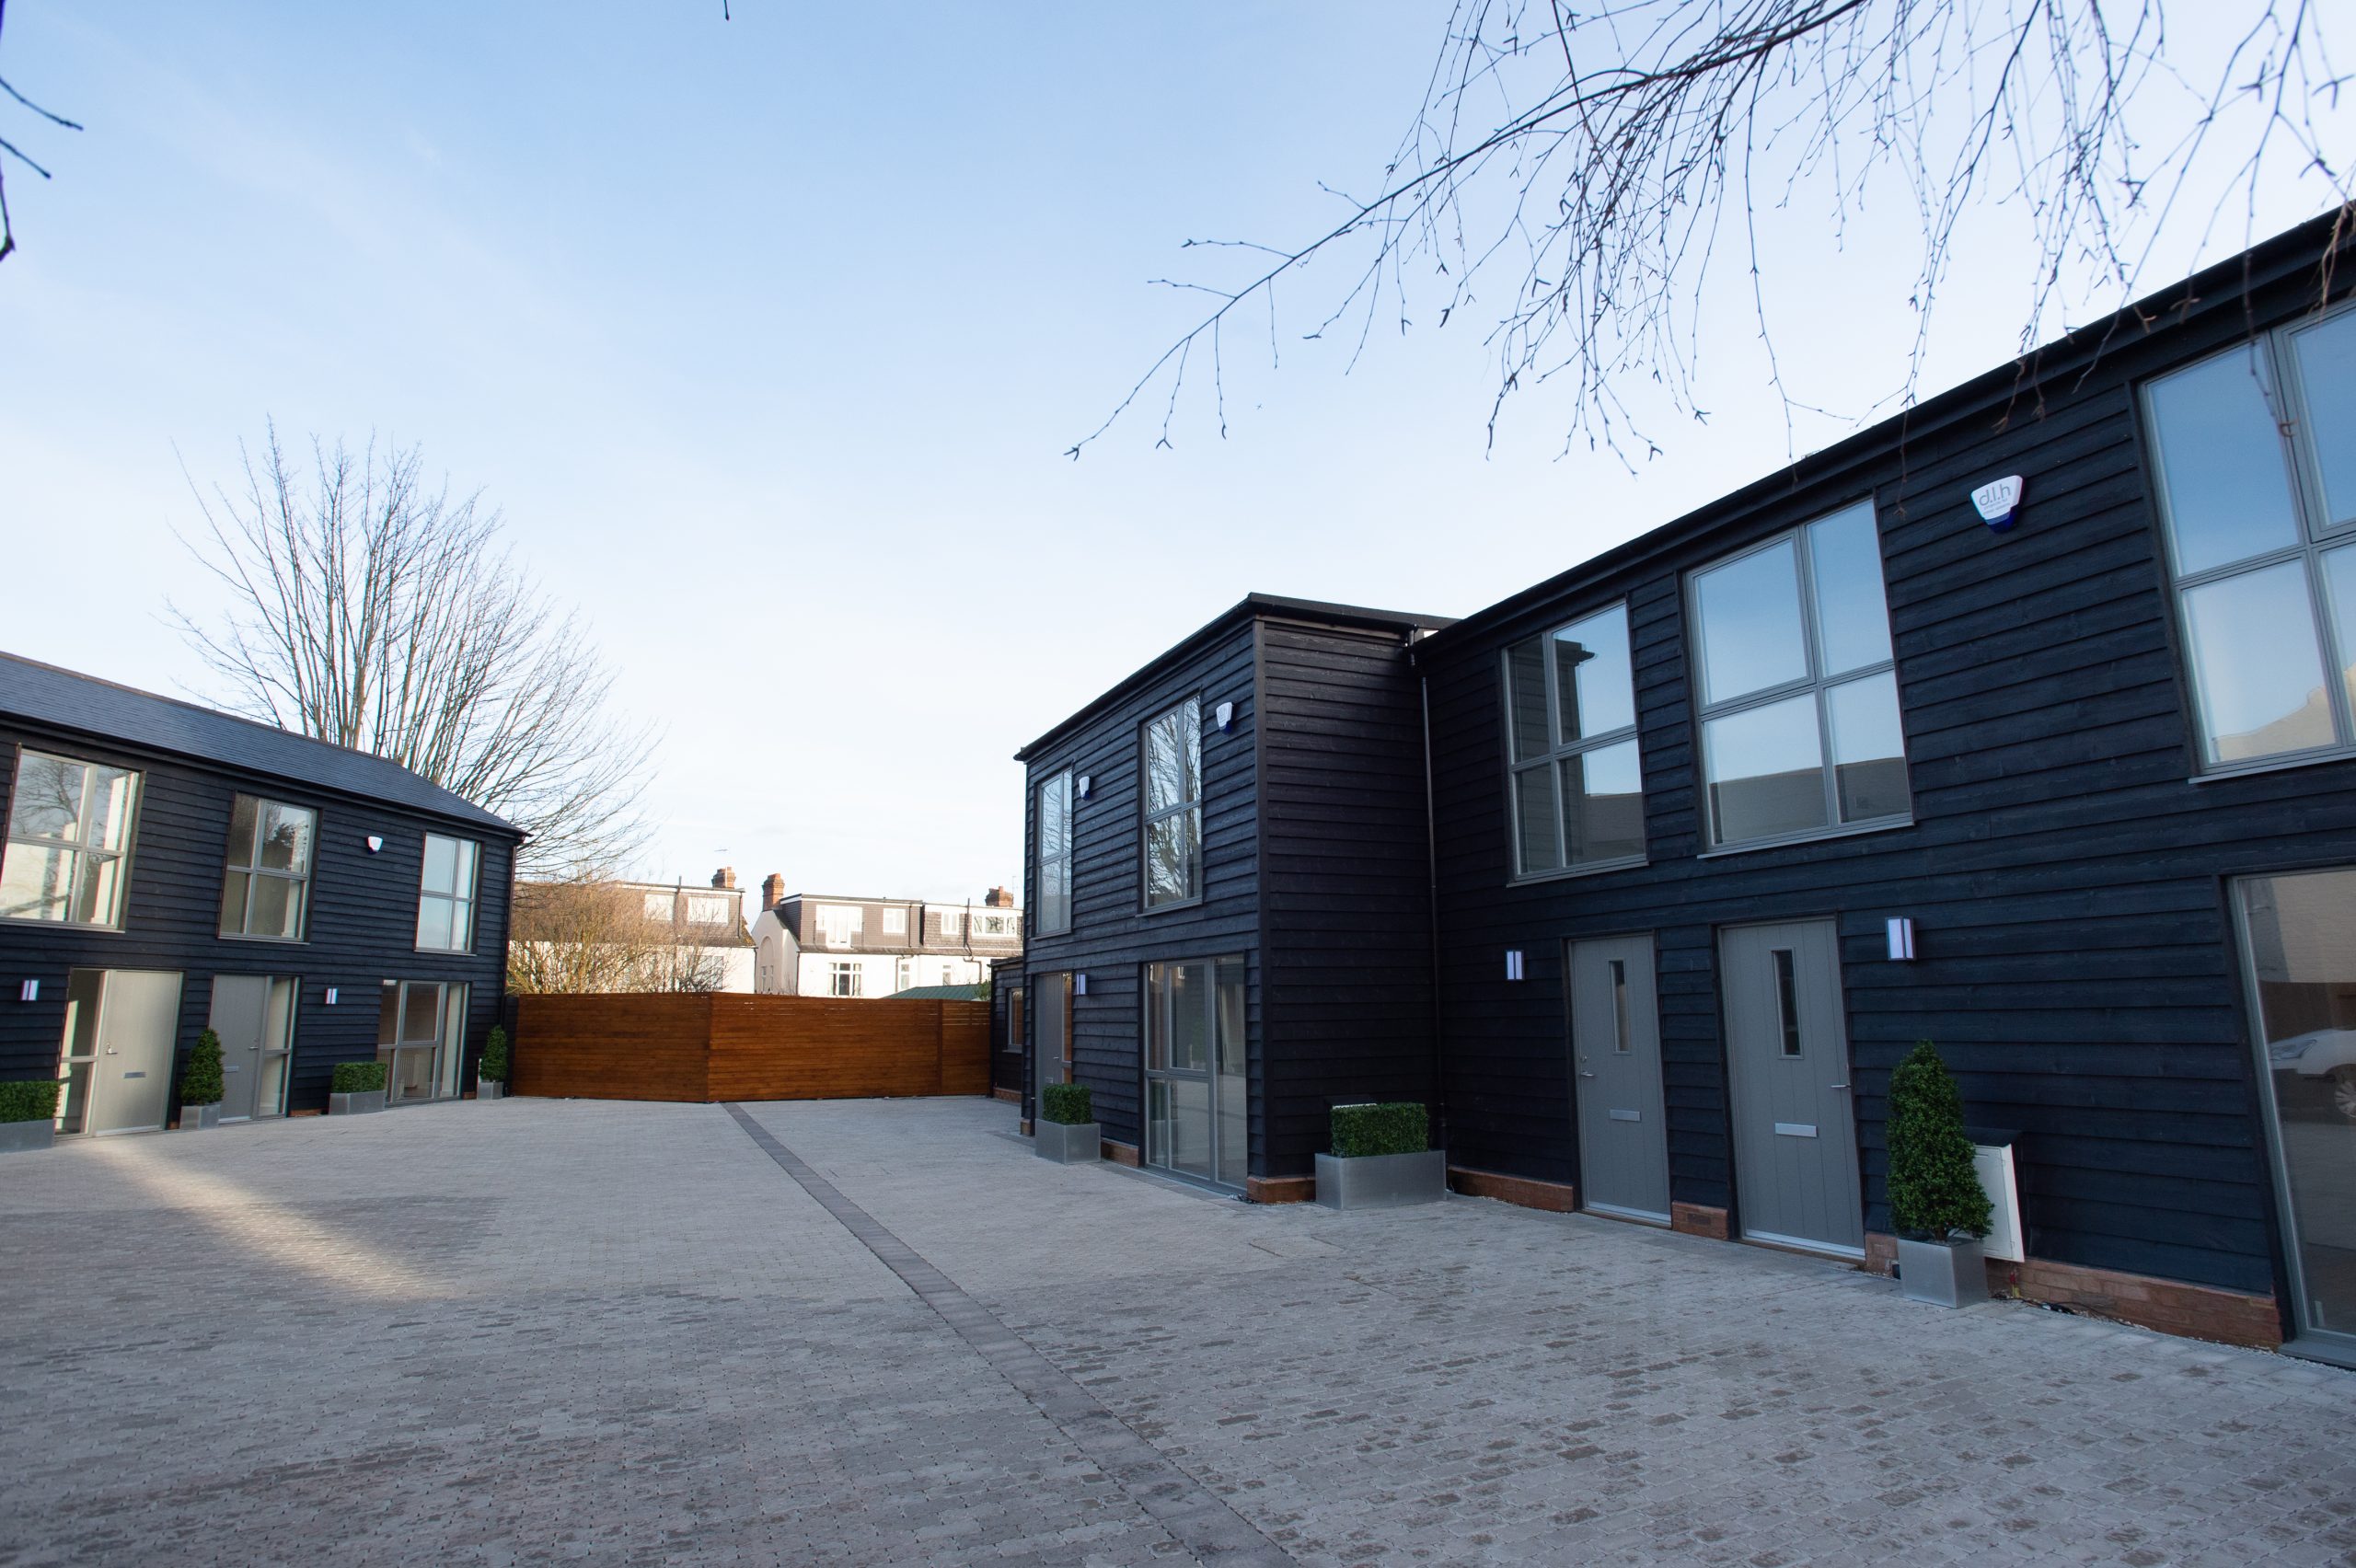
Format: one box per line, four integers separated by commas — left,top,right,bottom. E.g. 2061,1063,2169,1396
749,879,1022,997
597,868,756,992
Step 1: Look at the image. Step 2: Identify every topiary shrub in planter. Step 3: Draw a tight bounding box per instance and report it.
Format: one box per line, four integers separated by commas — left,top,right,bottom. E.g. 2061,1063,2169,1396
1888,1041,1993,1308
0,1079,62,1154
178,1029,225,1130
329,1059,389,1116
1316,1101,1445,1210
1034,1081,1099,1164
478,1025,510,1101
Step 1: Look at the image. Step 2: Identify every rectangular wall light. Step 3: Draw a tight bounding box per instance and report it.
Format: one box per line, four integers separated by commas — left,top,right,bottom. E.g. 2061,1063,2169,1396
1886,917,1917,962
1505,949,1526,982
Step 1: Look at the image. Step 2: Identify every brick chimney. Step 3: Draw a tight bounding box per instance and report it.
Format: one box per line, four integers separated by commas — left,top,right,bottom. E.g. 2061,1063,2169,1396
760,873,784,913
985,885,1014,908
712,867,737,890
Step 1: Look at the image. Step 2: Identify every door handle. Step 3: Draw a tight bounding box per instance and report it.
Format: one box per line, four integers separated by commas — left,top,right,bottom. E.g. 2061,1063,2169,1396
1577,1070,1597,1079
1830,1082,1851,1090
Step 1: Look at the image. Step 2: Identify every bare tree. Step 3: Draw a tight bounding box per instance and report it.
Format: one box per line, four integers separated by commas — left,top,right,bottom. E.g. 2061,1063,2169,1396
508,876,737,995
173,426,653,876
0,0,83,268
1076,1,2350,460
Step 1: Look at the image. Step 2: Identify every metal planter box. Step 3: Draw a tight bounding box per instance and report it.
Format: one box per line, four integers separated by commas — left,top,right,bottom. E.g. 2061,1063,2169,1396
477,1080,506,1101
1034,1119,1101,1163
329,1090,387,1116
0,1120,54,1155
1895,1237,1989,1309
1313,1148,1448,1210
179,1102,221,1131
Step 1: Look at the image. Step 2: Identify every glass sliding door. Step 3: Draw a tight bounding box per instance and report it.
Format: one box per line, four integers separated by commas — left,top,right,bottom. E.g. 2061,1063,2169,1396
2236,868,2356,1366
376,980,468,1103
1145,956,1248,1190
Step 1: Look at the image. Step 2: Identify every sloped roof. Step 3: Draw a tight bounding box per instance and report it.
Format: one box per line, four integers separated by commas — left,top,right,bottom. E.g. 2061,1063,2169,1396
0,651,519,835
887,983,987,1000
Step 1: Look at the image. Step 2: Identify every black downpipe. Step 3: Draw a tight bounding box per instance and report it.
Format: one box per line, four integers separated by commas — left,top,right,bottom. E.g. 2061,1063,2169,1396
1417,654,1449,1152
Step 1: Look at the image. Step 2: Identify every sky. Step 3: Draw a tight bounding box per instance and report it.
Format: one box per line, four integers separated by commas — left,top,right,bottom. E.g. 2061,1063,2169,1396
3,2,2348,904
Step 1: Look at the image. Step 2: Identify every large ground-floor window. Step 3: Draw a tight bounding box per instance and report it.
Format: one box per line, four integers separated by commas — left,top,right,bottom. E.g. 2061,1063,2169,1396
376,980,470,1103
1144,955,1247,1189
2236,868,2356,1366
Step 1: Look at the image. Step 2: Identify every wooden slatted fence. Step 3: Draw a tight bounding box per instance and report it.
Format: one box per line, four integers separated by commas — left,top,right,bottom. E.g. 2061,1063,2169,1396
510,994,990,1102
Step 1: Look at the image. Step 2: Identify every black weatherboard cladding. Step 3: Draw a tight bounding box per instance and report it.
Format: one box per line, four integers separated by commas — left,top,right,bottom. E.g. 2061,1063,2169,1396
0,658,519,1113
1414,214,2356,1299
1019,615,1262,1156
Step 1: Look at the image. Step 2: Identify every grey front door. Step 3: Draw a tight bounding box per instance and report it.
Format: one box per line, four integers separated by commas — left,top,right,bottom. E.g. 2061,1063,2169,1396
1034,972,1073,1105
77,969,183,1136
1721,920,1863,1255
1568,934,1671,1221
209,976,267,1122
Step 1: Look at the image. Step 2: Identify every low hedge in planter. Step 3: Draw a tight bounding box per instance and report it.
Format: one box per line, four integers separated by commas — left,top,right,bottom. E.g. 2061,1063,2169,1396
181,1029,225,1108
1040,1082,1092,1126
479,1025,511,1085
0,1079,62,1124
330,1060,388,1095
1331,1101,1428,1159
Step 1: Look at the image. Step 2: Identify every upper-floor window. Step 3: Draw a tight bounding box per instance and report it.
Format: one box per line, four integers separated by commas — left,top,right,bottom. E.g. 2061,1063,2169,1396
1143,698,1202,908
2142,307,2356,771
882,906,908,936
939,906,964,938
815,904,864,947
686,894,731,926
1503,603,1645,877
976,911,1015,937
1689,500,1910,848
1036,768,1073,934
219,793,316,940
641,891,676,920
1,750,140,928
416,834,479,952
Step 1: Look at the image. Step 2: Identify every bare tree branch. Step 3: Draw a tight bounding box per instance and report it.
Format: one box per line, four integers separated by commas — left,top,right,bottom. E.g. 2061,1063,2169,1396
0,0,81,269
169,425,656,877
508,877,738,995
1076,0,2353,460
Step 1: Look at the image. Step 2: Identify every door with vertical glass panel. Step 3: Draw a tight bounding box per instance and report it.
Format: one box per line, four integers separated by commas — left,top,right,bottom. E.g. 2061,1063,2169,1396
1569,935,1671,1221
1721,921,1863,1255
377,980,466,1102
207,975,297,1122
1145,956,1248,1189
1033,971,1073,1114
54,968,183,1136
2236,869,2356,1366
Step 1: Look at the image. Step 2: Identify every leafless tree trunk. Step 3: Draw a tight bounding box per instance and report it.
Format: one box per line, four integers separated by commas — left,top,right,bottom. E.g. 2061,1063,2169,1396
507,877,737,995
0,0,83,269
1076,0,2350,460
173,426,653,876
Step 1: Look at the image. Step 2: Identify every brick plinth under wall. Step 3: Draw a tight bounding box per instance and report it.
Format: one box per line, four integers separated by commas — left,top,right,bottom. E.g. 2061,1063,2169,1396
1246,1175,1315,1205
991,1088,1020,1104
1671,1203,1730,1240
1101,1138,1141,1168
1864,1232,2282,1350
1447,1167,1579,1213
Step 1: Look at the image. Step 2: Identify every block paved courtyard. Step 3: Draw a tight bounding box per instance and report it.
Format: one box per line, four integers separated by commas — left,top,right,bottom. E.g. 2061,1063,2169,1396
0,1095,2350,1567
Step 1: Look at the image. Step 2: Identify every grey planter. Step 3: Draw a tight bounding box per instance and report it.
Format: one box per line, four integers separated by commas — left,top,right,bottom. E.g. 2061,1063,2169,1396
1895,1236,1989,1308
1314,1148,1448,1210
329,1090,387,1116
1034,1119,1101,1163
0,1120,54,1155
477,1079,506,1101
179,1102,221,1131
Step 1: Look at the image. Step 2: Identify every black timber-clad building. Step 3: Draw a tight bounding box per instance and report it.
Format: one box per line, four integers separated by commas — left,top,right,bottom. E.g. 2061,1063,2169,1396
0,653,521,1129
1018,210,2356,1367
1014,595,1452,1198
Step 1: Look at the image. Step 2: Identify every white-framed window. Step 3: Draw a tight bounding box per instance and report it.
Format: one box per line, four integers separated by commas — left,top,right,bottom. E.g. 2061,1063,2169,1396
2142,306,2356,771
1142,698,1202,908
219,793,318,940
939,906,964,938
1,750,141,928
1502,602,1645,877
642,891,675,921
416,835,479,952
815,904,863,947
882,906,907,936
686,894,730,926
1688,500,1910,849
829,962,862,997
1036,768,1073,934
896,958,913,990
